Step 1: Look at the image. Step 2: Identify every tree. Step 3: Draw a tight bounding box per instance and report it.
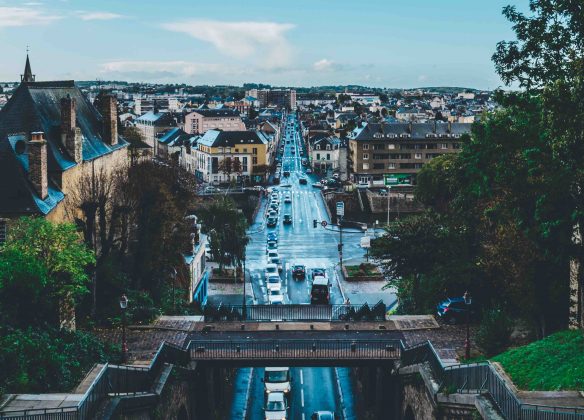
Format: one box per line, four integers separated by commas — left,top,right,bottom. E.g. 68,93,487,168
199,197,249,272
0,217,95,329
123,126,149,165
493,0,584,329
248,106,259,120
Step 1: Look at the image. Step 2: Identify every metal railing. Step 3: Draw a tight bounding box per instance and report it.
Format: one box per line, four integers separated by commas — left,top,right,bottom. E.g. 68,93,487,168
187,338,401,361
400,340,584,420
202,301,387,322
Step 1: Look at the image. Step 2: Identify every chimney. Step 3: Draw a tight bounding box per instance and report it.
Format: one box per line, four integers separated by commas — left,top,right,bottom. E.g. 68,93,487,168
28,132,48,200
99,94,118,146
61,95,83,163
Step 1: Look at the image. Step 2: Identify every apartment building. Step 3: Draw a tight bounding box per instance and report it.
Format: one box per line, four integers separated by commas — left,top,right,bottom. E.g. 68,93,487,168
349,122,471,187
190,130,270,184
245,88,296,110
184,108,245,135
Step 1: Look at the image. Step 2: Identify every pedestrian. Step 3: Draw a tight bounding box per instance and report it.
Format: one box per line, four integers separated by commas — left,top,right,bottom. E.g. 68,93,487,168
345,297,351,305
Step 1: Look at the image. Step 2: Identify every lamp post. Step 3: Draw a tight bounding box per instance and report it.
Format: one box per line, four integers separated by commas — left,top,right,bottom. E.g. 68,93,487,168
463,291,472,360
242,252,247,320
119,294,128,364
386,186,392,225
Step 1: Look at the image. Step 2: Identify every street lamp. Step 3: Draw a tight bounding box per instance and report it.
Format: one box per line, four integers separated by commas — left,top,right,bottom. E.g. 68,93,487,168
386,186,392,225
463,291,472,359
119,294,128,364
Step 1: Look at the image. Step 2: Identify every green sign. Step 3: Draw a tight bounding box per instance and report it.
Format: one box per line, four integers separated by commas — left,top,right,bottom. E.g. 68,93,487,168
384,173,413,186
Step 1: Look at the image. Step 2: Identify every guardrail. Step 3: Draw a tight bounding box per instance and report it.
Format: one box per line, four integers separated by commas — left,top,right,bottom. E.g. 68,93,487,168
202,302,387,322
400,341,584,420
187,338,402,361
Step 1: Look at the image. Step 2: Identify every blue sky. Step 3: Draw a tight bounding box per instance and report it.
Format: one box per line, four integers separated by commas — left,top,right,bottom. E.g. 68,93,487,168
0,0,529,89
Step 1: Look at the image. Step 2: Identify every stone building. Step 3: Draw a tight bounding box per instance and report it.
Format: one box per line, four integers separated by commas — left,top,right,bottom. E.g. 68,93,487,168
184,108,245,135
0,55,129,231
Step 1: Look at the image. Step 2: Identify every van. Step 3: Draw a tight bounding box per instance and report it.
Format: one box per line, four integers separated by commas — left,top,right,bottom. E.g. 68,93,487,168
264,367,291,395
311,276,330,304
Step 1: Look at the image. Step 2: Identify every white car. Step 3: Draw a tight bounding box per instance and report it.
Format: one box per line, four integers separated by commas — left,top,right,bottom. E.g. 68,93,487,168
264,392,288,420
268,289,285,305
266,274,282,292
284,194,292,203
264,367,291,394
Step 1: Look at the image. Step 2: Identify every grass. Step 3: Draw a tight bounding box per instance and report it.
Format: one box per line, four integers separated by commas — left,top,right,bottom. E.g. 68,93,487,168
345,263,380,277
492,330,584,391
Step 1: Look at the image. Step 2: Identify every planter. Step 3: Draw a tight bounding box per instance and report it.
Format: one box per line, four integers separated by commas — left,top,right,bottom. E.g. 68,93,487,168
342,265,384,282
210,268,243,283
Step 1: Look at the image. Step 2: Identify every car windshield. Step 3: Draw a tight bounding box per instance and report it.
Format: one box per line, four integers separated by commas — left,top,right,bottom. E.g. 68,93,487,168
266,401,286,411
266,370,288,382
268,277,280,284
270,289,281,296
267,267,277,274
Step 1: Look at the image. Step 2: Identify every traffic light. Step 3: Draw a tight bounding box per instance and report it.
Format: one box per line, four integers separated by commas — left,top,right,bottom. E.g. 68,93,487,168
338,244,343,252
313,219,317,228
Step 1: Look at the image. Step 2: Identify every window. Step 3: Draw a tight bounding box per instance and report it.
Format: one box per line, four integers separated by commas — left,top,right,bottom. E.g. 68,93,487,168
373,163,384,169
440,143,448,149
388,163,396,169
253,148,258,155
316,153,321,160
243,148,248,153
326,153,330,160
242,157,248,169
415,153,422,159
252,157,258,164
452,143,460,149
362,144,369,150
316,145,321,150
363,153,369,160
326,144,331,150
362,163,369,170
0,220,6,244
373,144,384,150
388,144,395,149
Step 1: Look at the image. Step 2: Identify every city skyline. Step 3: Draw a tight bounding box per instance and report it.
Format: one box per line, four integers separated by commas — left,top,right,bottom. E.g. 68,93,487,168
0,0,528,89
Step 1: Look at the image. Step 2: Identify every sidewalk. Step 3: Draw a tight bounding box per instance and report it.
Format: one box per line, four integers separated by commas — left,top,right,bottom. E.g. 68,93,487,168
334,265,397,308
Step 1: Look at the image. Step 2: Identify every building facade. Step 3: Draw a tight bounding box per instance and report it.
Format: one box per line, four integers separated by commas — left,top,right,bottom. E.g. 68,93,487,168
184,109,245,135
349,122,471,187
135,111,176,156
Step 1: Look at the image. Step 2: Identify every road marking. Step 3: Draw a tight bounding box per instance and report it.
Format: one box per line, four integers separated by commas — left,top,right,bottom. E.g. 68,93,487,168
300,388,305,407
300,369,304,385
302,414,306,420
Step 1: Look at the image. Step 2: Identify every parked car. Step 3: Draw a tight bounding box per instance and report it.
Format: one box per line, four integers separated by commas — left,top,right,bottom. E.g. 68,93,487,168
268,289,285,305
283,214,292,225
311,411,336,420
264,367,291,394
204,186,218,193
264,392,288,420
436,297,470,324
292,264,306,280
299,177,308,185
311,276,330,304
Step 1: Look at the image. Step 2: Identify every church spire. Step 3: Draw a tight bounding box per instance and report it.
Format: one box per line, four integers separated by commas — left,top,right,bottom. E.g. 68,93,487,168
21,52,35,83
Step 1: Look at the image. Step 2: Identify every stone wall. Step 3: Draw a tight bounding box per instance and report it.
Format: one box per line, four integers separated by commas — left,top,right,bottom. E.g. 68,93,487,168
401,374,437,420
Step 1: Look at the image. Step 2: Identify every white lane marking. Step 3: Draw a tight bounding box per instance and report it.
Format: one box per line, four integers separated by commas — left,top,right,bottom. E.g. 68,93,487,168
300,388,305,407
302,414,306,420
300,369,304,385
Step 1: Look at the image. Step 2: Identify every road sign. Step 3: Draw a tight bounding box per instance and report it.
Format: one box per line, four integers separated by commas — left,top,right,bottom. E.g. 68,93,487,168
321,220,328,227
384,173,412,186
360,236,371,248
336,201,345,217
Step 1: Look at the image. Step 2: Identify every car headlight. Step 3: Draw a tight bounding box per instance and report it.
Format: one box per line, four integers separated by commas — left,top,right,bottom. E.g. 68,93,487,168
266,389,271,394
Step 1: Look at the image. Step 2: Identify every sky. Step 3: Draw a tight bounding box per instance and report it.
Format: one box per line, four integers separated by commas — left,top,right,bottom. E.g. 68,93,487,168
0,0,530,89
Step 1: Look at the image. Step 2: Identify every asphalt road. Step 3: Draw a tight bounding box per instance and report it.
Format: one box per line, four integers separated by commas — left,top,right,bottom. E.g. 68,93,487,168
226,114,367,420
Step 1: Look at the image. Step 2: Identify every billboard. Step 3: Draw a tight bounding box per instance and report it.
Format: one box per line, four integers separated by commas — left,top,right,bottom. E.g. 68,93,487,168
384,173,413,186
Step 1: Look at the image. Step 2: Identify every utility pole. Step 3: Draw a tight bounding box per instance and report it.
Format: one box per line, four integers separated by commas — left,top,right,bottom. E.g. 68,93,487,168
339,216,343,271
386,186,392,225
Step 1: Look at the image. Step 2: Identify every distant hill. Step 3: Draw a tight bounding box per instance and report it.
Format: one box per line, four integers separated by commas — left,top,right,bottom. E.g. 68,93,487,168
416,87,482,94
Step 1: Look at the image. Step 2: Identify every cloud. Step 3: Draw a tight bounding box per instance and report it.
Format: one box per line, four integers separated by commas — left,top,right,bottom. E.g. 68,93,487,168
161,20,295,67
313,58,341,72
0,6,60,27
418,75,428,82
77,11,123,21
100,60,247,81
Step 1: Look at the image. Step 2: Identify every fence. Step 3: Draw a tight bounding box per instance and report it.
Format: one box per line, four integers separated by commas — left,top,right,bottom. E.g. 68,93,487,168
202,301,387,322
188,338,402,361
400,341,584,420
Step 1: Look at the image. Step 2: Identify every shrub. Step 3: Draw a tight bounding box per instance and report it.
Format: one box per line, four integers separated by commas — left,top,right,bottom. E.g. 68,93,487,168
476,307,512,356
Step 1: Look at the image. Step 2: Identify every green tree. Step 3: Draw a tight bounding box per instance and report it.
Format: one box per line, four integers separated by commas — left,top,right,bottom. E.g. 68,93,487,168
0,217,95,328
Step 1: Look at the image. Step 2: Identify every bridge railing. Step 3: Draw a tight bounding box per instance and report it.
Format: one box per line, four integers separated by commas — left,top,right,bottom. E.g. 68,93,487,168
400,340,584,420
202,301,387,322
187,338,402,361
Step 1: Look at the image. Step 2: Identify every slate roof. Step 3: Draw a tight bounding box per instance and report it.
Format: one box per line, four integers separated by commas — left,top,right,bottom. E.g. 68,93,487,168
352,122,471,142
197,130,267,148
0,80,128,216
157,127,191,146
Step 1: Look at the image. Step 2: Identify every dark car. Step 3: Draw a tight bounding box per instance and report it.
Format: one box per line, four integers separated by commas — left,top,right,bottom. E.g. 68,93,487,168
292,264,306,280
311,277,330,304
299,177,308,185
267,232,278,242
267,217,278,228
436,297,470,324
283,171,290,177
283,214,292,225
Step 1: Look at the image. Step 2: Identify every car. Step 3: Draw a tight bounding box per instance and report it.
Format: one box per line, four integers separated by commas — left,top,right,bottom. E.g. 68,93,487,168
270,256,283,272
284,194,292,203
291,149,296,155
264,392,288,420
299,150,304,156
267,232,278,242
283,214,292,225
311,276,330,304
311,411,336,420
264,367,291,394
265,263,279,280
283,171,290,177
299,177,308,185
312,183,323,188
378,189,388,196
292,264,306,280
268,289,285,305
267,250,279,261
306,168,312,174
266,241,278,253
267,216,278,227
204,186,218,193
332,173,340,179
269,203,279,211
436,297,470,324
266,274,282,292
301,159,308,166
312,268,327,280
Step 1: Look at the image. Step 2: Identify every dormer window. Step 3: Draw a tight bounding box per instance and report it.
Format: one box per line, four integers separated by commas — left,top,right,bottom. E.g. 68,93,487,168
316,145,321,150
326,145,331,150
